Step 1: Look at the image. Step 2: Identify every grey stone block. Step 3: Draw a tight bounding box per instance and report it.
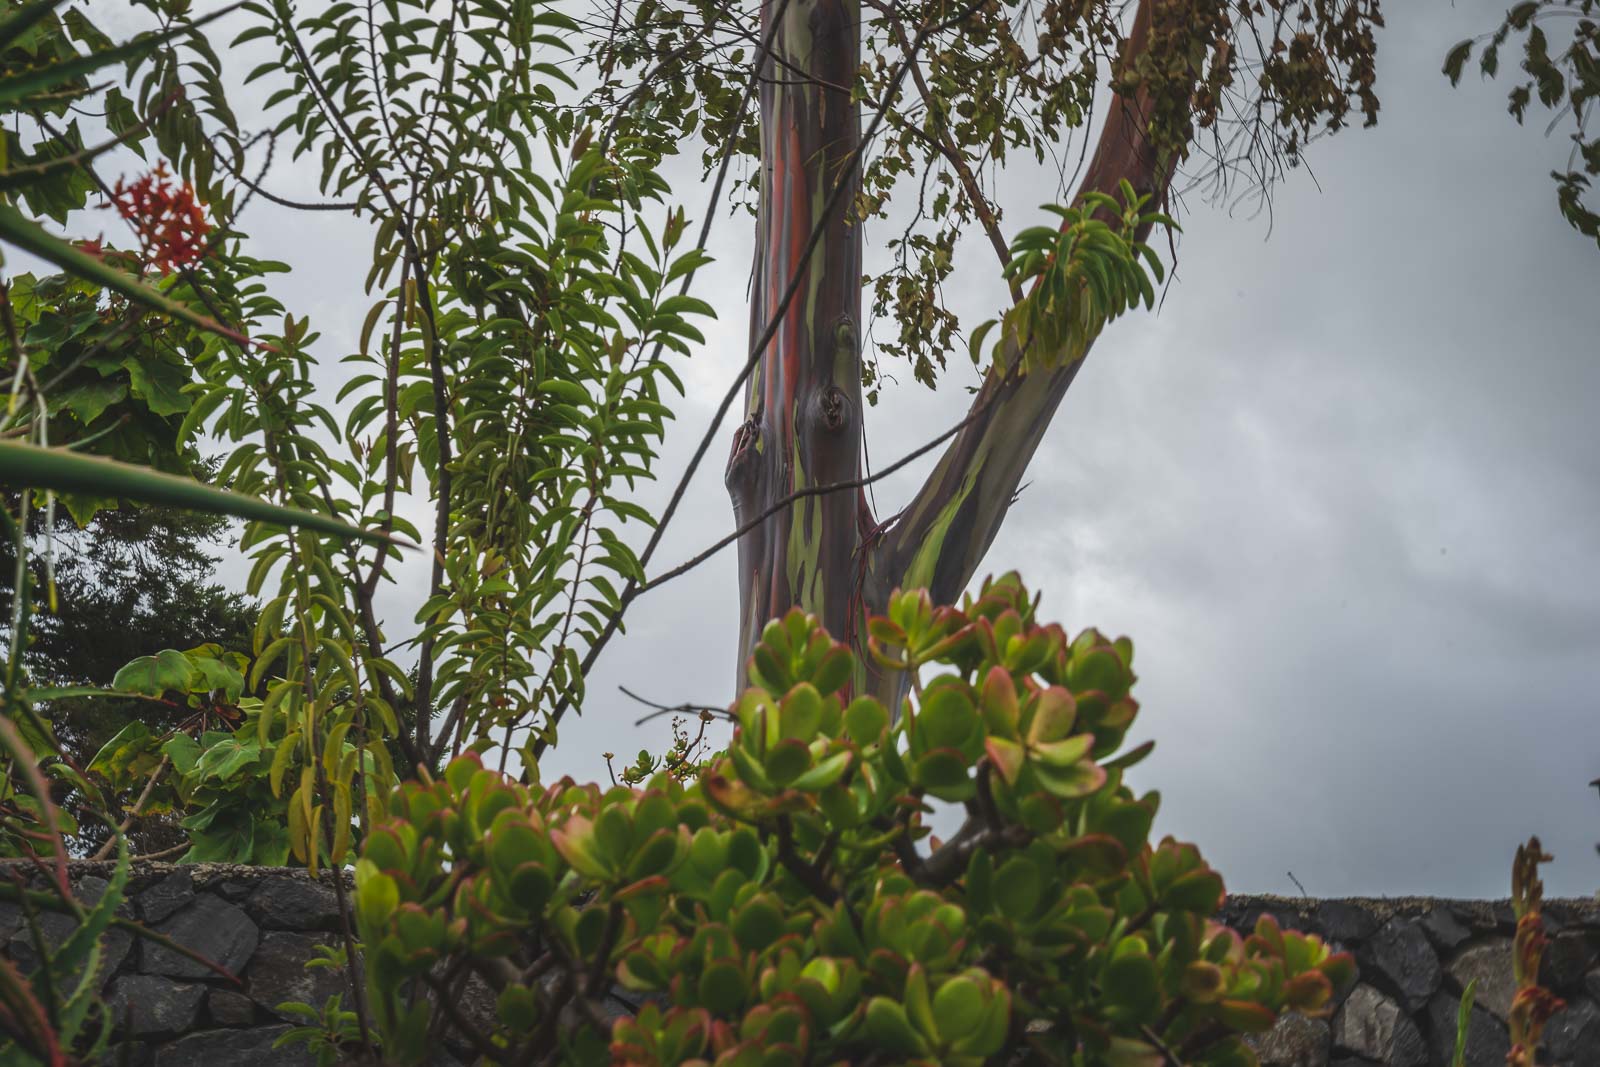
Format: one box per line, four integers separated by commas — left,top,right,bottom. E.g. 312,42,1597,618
208,988,258,1026
1544,997,1600,1067
1317,901,1380,945
1426,990,1508,1067
136,870,194,925
1331,984,1425,1067
153,1025,314,1066
247,931,346,1020
6,875,132,986
143,894,259,979
1419,907,1473,953
245,877,341,932
1542,930,1599,996
1360,920,1441,1012
1250,1012,1331,1067
1446,938,1515,1021
107,974,206,1037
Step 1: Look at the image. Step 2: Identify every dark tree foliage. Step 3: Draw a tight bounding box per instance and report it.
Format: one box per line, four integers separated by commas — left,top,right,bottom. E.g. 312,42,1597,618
0,490,258,854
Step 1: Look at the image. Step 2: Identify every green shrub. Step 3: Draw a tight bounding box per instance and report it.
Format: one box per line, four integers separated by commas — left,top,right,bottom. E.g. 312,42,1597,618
354,574,1354,1065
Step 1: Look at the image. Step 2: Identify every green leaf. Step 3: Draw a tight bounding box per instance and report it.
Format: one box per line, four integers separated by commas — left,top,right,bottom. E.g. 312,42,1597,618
916,686,978,752
184,812,255,864
1031,758,1106,799
844,697,888,745
1164,869,1224,913
161,733,201,777
864,997,928,1056
993,856,1042,920
122,356,189,417
0,0,72,53
1453,978,1479,1067
1103,952,1160,1022
790,749,851,792
763,738,812,786
698,960,745,1014
52,379,126,426
0,7,242,102
111,649,196,696
86,722,158,788
731,895,783,952
194,736,261,783
914,748,972,800
932,975,986,1040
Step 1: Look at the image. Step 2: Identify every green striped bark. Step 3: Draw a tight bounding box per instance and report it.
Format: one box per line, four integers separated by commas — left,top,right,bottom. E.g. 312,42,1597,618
727,0,867,682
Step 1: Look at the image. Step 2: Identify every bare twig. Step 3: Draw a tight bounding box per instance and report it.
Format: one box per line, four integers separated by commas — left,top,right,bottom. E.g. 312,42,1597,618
89,755,169,862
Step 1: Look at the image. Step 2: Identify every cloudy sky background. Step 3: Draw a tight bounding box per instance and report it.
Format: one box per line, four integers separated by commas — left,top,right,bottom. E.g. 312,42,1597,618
72,1,1600,897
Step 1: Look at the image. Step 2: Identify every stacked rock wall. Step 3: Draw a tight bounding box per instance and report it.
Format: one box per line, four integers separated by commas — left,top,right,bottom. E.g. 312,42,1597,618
1221,896,1600,1067
2,863,1596,1065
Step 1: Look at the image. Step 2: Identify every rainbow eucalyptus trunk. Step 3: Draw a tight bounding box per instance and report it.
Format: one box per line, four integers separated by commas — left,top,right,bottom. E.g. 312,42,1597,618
726,0,869,681
728,0,1175,694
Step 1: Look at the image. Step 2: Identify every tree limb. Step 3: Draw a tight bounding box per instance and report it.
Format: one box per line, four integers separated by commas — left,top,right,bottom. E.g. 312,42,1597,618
874,0,1179,605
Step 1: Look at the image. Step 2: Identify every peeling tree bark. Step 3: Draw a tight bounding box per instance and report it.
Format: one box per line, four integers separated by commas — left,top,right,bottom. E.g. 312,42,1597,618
729,0,1179,693
728,0,868,684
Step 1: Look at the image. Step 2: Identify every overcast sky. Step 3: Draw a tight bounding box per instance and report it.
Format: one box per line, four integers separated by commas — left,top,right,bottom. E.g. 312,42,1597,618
73,1,1600,898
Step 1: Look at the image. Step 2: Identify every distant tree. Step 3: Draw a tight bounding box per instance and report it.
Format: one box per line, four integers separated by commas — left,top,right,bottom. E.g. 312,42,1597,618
0,489,258,854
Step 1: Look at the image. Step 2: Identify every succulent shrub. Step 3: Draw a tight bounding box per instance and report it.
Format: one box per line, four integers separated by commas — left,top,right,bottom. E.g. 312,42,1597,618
353,574,1354,1065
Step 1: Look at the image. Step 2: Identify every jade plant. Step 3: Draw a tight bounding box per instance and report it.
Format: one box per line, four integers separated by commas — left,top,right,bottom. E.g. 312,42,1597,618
349,574,1353,1065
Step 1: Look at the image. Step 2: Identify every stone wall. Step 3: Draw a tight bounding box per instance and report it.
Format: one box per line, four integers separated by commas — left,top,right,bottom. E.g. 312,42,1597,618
2,862,1597,1065
1219,895,1600,1067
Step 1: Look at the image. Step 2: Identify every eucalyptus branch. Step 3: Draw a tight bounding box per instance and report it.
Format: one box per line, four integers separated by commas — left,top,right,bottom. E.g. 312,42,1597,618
871,0,1018,290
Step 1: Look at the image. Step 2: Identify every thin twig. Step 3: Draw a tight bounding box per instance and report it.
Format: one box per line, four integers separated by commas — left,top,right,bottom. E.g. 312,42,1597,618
89,755,168,862
642,398,989,595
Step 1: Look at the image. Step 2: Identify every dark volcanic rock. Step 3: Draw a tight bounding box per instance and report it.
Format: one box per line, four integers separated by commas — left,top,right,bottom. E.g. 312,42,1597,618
110,1040,153,1067
107,975,206,1036
1446,938,1516,1020
246,932,345,1020
153,1025,313,1066
1541,930,1599,996
1427,991,1508,1067
1360,920,1440,1012
208,988,257,1026
6,875,132,984
1331,984,1425,1067
143,895,259,979
1544,997,1600,1067
1419,907,1473,952
1250,1013,1331,1067
244,876,340,932
1317,901,1380,945
136,870,194,925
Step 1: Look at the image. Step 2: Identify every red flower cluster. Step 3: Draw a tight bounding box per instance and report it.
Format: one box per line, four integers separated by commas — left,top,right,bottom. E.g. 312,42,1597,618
106,162,211,274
